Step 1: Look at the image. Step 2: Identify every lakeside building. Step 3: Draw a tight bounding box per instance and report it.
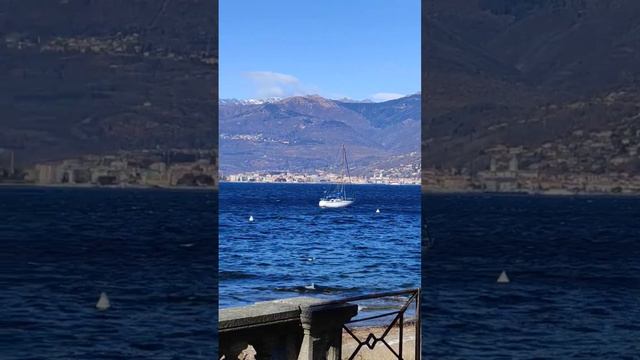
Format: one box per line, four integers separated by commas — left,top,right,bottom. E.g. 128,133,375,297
422,152,640,195
16,149,218,188
221,169,419,185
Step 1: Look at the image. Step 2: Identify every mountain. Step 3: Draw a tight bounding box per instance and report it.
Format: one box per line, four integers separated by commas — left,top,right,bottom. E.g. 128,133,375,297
427,0,640,95
424,0,640,178
219,98,281,106
219,94,420,174
0,0,217,167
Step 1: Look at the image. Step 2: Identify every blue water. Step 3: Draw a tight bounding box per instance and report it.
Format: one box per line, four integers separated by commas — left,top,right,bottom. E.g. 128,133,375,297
0,186,217,359
423,193,640,359
6,187,633,358
219,183,421,309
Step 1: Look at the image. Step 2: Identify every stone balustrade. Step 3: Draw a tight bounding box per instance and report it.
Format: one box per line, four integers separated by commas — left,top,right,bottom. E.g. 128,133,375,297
219,297,358,360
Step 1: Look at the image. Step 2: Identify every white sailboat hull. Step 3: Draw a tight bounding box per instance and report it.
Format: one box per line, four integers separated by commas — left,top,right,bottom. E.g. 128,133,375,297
319,145,354,209
319,199,354,208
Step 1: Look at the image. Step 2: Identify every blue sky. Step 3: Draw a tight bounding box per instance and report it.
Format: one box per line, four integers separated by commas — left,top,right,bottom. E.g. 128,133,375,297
219,1,420,102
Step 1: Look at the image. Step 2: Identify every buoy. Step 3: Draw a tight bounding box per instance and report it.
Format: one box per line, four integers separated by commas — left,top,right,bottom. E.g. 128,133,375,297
497,270,510,284
249,215,254,222
376,208,380,213
96,292,110,310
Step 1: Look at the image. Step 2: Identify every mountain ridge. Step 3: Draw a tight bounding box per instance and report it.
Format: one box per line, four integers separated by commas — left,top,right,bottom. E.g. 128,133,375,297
423,0,640,192
220,94,421,175
0,0,217,168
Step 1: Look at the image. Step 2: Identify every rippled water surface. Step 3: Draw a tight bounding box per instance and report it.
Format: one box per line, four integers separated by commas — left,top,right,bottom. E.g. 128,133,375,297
423,194,640,359
219,183,421,308
0,187,217,359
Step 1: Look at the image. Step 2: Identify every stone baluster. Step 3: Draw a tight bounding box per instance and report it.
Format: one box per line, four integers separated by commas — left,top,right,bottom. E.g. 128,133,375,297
297,303,358,360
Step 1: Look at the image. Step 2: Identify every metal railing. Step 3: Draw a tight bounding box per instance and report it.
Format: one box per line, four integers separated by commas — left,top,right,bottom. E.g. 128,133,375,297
310,288,421,360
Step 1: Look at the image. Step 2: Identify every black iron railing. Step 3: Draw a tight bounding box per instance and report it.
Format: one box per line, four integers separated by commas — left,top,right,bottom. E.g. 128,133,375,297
310,288,421,360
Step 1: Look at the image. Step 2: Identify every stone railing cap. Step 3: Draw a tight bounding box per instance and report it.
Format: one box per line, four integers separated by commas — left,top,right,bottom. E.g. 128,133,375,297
219,297,326,331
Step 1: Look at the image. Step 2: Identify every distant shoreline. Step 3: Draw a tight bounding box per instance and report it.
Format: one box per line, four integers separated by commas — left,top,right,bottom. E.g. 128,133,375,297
0,182,216,191
3,182,637,196
220,180,419,186
421,187,640,197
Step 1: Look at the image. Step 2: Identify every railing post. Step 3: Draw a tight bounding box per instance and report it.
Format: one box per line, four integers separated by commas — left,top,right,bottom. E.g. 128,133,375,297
416,288,421,360
297,303,358,360
325,327,343,360
297,307,318,360
399,313,404,358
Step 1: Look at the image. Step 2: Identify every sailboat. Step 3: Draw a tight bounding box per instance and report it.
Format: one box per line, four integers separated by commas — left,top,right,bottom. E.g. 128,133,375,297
319,145,355,208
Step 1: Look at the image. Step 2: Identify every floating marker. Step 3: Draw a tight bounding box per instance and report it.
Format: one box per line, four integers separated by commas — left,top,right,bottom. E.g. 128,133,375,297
497,270,510,284
96,292,110,310
376,208,380,213
249,215,254,222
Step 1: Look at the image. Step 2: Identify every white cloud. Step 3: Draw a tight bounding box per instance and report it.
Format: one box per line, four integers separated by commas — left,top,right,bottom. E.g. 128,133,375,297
242,72,406,102
243,71,309,98
370,92,406,102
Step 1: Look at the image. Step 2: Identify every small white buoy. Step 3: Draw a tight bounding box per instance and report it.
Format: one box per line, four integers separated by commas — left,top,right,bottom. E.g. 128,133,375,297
497,270,510,284
305,283,315,290
96,292,110,310
376,208,380,213
249,215,254,222
307,257,315,262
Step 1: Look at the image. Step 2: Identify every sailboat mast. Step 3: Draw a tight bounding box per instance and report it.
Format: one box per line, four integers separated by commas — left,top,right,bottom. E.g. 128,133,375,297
341,145,351,199
343,145,351,183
